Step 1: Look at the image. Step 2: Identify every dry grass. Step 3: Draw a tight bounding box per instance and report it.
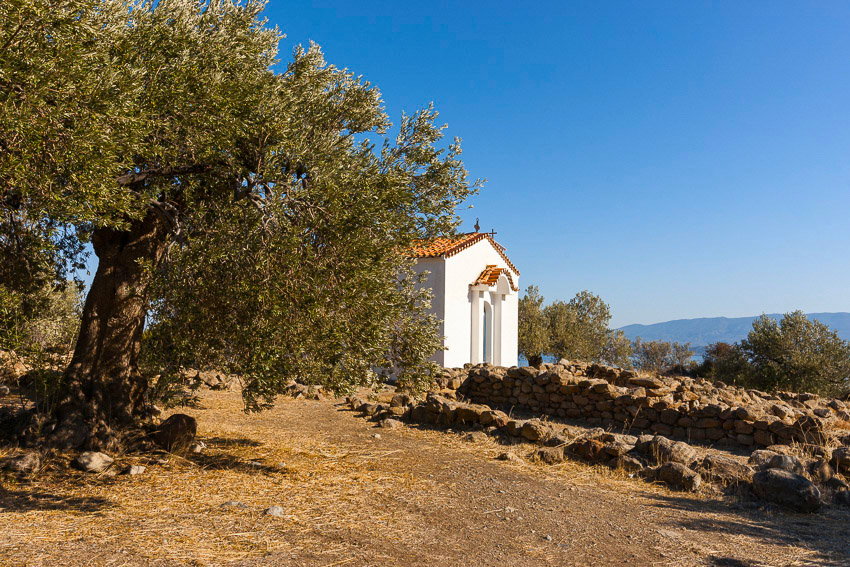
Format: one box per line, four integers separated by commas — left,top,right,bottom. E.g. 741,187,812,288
2,389,849,566
1,395,442,565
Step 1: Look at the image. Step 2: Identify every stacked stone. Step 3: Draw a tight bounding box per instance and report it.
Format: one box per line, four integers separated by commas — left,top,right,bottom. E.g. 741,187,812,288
453,362,849,450
432,367,467,391
345,391,850,511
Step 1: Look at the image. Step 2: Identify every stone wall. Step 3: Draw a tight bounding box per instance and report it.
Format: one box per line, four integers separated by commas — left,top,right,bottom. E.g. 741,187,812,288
445,362,850,450
346,391,850,511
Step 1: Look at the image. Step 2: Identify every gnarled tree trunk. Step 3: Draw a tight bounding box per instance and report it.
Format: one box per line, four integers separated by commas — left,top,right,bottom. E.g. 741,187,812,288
50,211,167,449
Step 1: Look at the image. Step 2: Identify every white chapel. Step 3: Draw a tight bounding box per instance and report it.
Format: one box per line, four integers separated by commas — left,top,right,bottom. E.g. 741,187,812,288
411,230,520,368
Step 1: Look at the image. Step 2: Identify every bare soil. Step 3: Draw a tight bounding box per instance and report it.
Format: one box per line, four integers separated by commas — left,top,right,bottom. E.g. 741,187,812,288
1,388,849,566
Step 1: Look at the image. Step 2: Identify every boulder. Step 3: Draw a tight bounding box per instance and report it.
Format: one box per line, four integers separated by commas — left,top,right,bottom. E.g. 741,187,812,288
50,418,89,449
124,465,146,475
655,462,701,491
700,454,753,485
752,469,821,513
152,413,197,452
73,451,114,473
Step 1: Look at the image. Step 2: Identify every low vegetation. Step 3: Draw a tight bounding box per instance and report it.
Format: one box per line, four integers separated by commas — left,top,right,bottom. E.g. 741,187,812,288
518,285,692,373
699,311,850,397
519,287,850,397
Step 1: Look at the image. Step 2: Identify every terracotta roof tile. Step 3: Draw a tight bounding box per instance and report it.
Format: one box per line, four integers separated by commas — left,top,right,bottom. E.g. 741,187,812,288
472,265,518,292
409,232,520,276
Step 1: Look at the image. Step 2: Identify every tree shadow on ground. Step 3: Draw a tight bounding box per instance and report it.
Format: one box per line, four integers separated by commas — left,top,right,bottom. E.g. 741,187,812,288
645,491,850,566
0,489,110,513
186,450,287,475
203,436,263,448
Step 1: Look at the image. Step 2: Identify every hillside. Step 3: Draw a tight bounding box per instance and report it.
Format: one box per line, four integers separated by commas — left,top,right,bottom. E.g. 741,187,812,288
619,312,850,355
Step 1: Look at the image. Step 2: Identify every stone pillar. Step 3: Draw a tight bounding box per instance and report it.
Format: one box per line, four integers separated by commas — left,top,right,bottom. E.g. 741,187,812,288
492,292,503,366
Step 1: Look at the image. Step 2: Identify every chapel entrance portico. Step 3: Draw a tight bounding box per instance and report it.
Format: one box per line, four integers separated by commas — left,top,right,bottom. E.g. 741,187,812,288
469,267,515,366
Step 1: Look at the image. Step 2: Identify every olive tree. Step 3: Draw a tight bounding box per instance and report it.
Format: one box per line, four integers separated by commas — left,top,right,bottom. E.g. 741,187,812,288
740,312,850,396
631,338,694,374
518,285,549,366
544,290,611,363
601,329,633,368
1,0,478,448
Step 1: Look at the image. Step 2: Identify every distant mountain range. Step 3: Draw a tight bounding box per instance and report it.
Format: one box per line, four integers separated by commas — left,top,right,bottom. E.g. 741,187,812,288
618,313,850,357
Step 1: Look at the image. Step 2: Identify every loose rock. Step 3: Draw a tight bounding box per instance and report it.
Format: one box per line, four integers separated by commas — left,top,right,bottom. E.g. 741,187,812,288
152,414,197,452
655,462,701,491
765,454,805,475
642,436,697,466
748,450,779,469
832,447,850,474
700,454,753,485
380,418,403,430
3,452,41,474
463,431,489,443
833,490,850,507
264,505,285,517
535,446,565,465
73,451,114,473
496,452,524,464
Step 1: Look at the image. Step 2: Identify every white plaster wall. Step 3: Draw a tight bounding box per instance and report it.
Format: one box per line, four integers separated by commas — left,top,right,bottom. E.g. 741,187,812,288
442,240,520,368
412,258,446,366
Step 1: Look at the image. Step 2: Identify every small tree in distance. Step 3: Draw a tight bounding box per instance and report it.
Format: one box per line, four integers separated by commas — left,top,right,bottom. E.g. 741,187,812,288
518,285,549,366
602,329,633,368
631,337,694,375
545,290,612,363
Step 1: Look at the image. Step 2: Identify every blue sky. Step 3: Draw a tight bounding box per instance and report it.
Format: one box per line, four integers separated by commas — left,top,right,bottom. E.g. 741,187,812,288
265,1,850,327
88,1,850,327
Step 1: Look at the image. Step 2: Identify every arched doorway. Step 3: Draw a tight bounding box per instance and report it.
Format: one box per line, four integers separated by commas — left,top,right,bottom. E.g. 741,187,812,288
482,301,492,363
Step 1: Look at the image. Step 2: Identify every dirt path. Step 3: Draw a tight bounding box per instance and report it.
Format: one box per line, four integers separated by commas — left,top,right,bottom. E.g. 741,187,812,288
2,389,849,566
